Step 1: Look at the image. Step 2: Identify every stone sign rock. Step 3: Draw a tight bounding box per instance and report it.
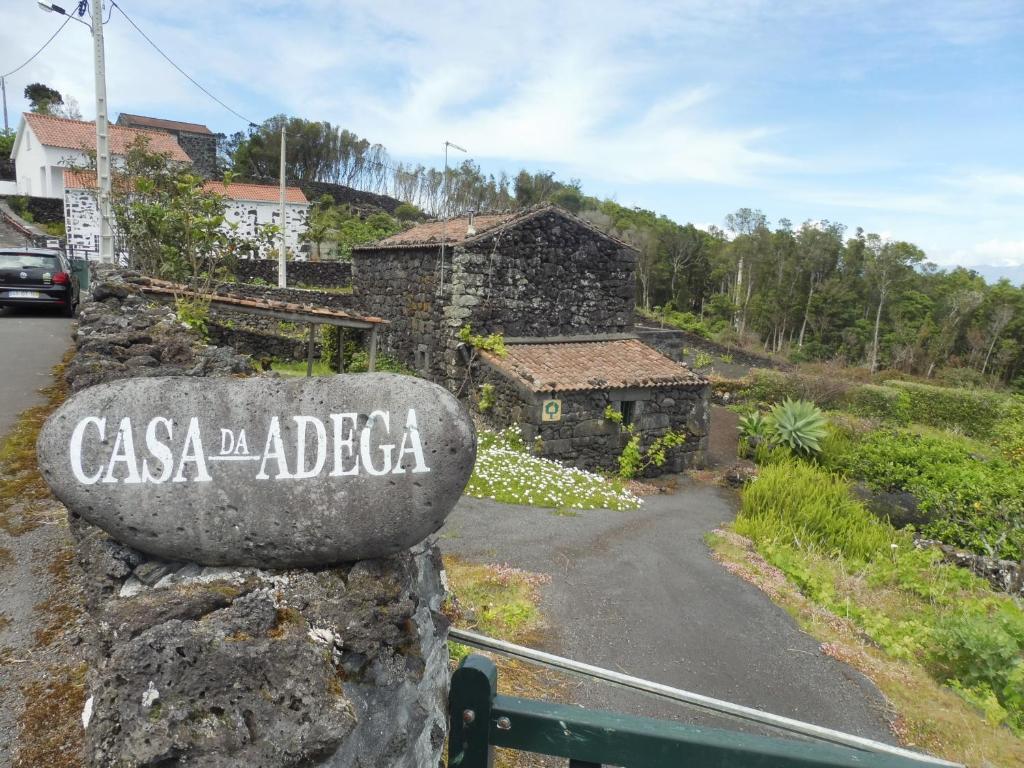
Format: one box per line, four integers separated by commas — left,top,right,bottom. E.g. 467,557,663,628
38,374,476,567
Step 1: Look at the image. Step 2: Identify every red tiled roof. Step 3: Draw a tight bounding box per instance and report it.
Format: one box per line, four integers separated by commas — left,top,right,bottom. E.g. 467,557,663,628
24,112,191,162
203,181,308,204
117,113,213,135
372,214,512,247
481,339,706,393
63,170,306,204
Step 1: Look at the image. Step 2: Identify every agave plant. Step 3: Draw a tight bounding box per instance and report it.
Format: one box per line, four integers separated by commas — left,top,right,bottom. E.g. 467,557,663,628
737,410,772,441
767,398,828,456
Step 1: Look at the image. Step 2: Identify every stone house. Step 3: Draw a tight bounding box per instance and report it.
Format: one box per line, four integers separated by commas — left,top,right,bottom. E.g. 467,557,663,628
116,113,218,178
63,171,309,261
352,204,709,473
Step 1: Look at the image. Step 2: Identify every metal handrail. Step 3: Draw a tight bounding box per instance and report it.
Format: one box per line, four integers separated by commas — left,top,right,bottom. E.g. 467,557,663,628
449,628,962,768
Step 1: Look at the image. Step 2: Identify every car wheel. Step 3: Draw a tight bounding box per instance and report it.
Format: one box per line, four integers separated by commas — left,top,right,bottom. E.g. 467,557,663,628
64,297,77,318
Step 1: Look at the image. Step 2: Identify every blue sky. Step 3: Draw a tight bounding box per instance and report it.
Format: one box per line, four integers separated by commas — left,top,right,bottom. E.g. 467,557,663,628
2,1,1022,282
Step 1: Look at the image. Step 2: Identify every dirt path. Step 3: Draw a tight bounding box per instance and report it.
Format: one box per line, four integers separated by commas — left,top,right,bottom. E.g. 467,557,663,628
438,484,896,744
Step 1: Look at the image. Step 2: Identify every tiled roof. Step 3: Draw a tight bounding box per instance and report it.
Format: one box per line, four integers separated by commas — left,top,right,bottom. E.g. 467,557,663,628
204,181,308,204
481,338,706,393
117,113,213,135
63,170,307,204
355,203,637,253
371,214,512,247
23,112,191,162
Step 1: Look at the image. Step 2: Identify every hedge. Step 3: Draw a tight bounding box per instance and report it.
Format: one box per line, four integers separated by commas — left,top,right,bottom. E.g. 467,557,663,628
883,381,1011,438
841,384,911,424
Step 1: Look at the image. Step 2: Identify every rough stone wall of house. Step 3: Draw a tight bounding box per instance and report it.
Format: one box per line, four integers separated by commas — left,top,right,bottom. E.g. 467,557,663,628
475,361,709,475
353,247,450,380
440,210,637,389
451,210,637,338
64,187,101,258
234,258,352,287
221,199,308,258
65,267,449,767
174,131,218,178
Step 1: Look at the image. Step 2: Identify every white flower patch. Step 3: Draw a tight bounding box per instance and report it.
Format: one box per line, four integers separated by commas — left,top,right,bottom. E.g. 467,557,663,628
467,429,642,511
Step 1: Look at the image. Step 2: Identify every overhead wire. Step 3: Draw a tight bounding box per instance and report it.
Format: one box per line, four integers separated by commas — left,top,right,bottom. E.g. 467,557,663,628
1,15,73,80
111,1,257,126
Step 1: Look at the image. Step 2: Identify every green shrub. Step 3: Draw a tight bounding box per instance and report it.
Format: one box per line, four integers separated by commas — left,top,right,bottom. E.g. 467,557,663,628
883,381,1011,438
994,396,1024,465
824,428,1024,560
617,428,686,479
737,410,772,441
841,384,911,424
738,460,895,563
693,351,714,369
638,306,713,339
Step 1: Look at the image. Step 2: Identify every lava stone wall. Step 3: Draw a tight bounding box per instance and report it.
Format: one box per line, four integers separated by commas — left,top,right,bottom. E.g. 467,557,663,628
448,209,637,339
477,362,709,475
175,131,218,178
352,246,449,379
235,259,352,287
64,266,450,767
212,281,356,313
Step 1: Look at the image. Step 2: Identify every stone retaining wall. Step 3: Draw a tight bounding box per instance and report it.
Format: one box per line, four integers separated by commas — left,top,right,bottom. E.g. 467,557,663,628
63,266,449,767
234,259,352,287
635,324,788,371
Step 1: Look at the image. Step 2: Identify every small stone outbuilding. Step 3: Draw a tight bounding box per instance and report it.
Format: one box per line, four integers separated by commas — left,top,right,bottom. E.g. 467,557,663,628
477,338,708,473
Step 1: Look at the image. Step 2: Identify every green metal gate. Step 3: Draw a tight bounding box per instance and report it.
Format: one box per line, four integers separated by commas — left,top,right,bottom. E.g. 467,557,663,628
449,654,947,768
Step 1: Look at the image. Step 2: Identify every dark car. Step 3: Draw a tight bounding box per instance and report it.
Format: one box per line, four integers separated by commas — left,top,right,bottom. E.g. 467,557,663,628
0,248,81,316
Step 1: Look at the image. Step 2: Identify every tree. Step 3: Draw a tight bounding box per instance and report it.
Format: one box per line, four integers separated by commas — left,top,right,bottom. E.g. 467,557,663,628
24,83,63,115
865,238,924,372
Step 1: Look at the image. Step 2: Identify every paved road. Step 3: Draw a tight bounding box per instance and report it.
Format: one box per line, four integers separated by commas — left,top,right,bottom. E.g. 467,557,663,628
438,484,895,744
0,308,72,437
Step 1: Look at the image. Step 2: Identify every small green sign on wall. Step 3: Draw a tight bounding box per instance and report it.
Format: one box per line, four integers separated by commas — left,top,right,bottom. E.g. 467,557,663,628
541,399,562,422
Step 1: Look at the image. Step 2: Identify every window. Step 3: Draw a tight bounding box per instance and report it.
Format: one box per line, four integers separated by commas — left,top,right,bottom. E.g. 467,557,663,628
620,400,636,426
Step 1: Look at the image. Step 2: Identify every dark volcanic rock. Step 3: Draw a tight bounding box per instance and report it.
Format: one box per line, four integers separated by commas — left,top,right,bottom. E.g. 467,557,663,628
40,374,476,567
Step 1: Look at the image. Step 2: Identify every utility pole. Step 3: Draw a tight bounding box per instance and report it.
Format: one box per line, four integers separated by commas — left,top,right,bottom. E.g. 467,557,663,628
278,123,286,287
91,0,113,263
438,140,466,295
1,77,8,134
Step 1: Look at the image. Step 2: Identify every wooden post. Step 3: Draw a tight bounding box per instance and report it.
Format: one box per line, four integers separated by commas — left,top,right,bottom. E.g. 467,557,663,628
306,323,316,377
368,327,378,372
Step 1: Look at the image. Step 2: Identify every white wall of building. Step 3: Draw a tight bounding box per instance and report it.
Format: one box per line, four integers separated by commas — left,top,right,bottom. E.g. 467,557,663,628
222,198,308,256
12,124,88,198
64,187,309,261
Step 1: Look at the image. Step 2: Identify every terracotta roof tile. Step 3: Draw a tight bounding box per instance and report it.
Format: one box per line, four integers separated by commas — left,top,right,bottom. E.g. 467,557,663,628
372,214,512,247
482,338,705,393
24,112,191,162
203,181,308,204
117,113,213,135
63,170,307,204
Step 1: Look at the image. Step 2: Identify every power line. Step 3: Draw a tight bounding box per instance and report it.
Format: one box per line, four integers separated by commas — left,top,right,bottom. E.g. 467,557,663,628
111,1,257,126
1,15,73,80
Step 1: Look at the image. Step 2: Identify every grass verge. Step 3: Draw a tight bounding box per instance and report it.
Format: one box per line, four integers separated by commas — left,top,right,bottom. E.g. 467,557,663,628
443,556,562,767
467,427,640,511
0,357,70,536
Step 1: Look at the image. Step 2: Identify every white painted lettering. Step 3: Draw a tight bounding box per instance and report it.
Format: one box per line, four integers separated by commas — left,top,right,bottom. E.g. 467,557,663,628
393,409,430,474
360,410,394,476
255,417,292,479
173,417,212,482
329,413,359,476
69,416,105,485
142,417,174,484
293,416,327,479
220,429,235,455
103,417,142,484
233,429,249,455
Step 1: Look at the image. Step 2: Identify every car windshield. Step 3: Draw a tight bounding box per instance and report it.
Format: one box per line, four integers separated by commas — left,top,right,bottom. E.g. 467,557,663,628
0,254,61,270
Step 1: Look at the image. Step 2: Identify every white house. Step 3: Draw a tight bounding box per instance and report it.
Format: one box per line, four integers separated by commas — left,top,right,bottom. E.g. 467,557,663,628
9,112,190,199
63,170,310,261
